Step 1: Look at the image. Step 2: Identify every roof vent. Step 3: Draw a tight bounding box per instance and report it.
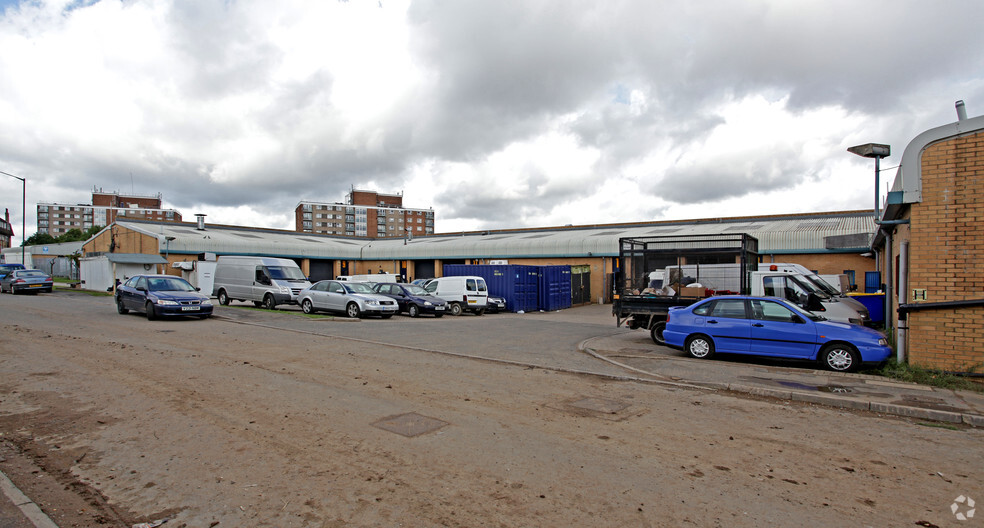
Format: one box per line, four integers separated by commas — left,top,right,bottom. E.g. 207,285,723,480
956,100,967,121
195,214,207,230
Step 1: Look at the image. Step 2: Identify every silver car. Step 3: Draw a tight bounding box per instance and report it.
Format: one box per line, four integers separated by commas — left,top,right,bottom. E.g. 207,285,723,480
298,280,399,318
1,269,53,294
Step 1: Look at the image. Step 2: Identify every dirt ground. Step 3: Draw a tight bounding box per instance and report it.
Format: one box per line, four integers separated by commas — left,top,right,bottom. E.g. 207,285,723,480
1,293,982,527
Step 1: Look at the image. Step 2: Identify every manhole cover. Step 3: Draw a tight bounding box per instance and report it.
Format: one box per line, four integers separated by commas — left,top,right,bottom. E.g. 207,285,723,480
569,397,630,414
372,412,448,437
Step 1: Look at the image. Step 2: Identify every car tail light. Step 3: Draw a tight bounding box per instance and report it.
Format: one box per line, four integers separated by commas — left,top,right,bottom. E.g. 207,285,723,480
14,279,25,283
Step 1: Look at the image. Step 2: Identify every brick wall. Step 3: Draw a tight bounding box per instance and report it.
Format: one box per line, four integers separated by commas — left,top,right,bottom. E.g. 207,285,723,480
906,129,984,370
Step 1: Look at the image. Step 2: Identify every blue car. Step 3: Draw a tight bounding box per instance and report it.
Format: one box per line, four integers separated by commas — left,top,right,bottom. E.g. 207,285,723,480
115,274,213,320
372,282,447,317
663,296,892,372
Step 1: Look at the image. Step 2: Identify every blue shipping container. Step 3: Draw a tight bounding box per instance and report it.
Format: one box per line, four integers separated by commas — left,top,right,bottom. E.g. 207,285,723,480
537,266,572,311
443,264,538,312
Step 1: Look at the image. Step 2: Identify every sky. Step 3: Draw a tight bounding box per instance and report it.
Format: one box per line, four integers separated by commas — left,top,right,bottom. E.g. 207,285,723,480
2,0,984,245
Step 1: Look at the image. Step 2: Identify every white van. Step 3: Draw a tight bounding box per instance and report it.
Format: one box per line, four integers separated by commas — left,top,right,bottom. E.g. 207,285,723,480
424,276,488,316
212,256,312,309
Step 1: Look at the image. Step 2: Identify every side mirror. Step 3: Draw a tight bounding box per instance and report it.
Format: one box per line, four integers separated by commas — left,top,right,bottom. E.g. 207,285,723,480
137,287,147,292
196,287,201,292
790,314,805,324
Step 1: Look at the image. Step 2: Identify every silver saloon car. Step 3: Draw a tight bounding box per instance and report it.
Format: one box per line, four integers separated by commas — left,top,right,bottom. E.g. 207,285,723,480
298,280,399,318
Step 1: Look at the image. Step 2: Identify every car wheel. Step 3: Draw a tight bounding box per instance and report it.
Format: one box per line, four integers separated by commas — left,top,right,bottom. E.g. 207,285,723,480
301,299,316,314
434,313,444,318
217,289,230,306
145,302,156,321
449,302,462,316
650,321,666,346
117,298,129,314
685,334,714,359
408,304,420,318
475,308,485,316
262,294,276,310
820,344,861,372
346,302,362,319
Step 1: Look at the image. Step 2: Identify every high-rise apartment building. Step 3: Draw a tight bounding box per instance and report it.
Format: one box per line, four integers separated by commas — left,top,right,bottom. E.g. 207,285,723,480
37,188,182,236
295,189,434,238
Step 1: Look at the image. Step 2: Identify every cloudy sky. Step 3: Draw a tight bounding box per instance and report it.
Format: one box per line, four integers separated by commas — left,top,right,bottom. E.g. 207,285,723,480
2,0,983,244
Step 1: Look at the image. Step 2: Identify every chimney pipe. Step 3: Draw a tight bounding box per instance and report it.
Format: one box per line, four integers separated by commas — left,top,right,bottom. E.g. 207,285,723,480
956,100,967,121
195,214,207,230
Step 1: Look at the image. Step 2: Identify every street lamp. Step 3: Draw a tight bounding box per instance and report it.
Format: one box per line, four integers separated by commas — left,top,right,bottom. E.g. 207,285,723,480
0,170,26,266
847,143,894,341
847,143,891,221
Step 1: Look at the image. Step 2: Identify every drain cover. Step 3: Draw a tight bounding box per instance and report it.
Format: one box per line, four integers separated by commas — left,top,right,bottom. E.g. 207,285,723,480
372,412,448,437
569,397,630,414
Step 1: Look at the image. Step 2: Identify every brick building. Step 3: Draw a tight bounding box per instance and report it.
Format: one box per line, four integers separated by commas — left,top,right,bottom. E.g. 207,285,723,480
875,102,984,371
295,189,434,238
37,189,182,237
0,209,13,249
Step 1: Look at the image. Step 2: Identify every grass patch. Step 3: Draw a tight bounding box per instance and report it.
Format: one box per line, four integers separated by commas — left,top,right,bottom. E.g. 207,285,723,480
917,422,961,431
865,360,984,393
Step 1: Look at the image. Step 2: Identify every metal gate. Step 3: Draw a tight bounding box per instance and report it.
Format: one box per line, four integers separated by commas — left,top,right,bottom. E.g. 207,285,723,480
571,265,591,305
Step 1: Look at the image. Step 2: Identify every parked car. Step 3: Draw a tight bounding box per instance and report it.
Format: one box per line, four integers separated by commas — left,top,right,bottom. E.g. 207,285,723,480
0,263,26,280
486,295,507,313
662,296,891,372
424,276,488,316
1,269,53,294
115,274,213,320
411,278,433,287
212,256,311,309
372,282,448,317
298,280,399,318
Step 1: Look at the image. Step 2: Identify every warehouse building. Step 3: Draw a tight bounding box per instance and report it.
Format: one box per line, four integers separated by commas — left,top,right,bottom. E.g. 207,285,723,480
81,209,877,305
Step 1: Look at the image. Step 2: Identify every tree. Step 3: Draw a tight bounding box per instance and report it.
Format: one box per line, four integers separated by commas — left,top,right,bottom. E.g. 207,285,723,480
22,232,56,246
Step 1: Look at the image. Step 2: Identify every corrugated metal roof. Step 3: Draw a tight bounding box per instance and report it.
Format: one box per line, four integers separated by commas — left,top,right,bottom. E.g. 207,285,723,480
117,211,876,261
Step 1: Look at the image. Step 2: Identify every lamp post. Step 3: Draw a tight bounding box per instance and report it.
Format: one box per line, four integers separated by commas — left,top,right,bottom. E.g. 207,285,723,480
847,143,893,337
0,170,26,266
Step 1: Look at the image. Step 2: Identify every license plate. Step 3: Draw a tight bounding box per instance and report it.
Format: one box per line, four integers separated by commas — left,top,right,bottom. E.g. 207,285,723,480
181,306,200,311
28,284,41,288
435,306,445,311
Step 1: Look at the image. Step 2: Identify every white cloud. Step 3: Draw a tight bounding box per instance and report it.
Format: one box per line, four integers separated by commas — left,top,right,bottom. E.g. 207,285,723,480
1,0,983,245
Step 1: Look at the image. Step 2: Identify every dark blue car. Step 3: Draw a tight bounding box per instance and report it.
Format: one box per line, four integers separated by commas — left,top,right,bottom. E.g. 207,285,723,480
115,274,213,320
663,296,891,372
372,282,447,317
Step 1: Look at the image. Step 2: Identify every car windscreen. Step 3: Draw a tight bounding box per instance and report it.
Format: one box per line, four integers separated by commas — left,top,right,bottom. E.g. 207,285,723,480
18,270,47,278
265,266,307,280
147,277,196,292
404,284,429,295
803,274,839,296
344,282,375,294
788,275,830,300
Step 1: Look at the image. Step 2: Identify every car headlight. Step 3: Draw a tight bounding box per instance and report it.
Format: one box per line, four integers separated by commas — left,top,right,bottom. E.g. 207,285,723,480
878,338,888,346
201,299,212,305
848,318,863,325
280,286,292,294
156,299,179,306
424,301,433,306
364,300,379,306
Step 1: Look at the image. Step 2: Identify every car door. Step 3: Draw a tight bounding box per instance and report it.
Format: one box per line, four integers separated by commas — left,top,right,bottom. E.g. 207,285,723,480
703,298,752,354
748,299,817,358
326,281,347,312
128,276,149,310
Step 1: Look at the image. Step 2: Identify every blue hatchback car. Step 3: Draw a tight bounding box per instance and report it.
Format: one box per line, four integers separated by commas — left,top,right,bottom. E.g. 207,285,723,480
663,296,891,372
115,274,213,320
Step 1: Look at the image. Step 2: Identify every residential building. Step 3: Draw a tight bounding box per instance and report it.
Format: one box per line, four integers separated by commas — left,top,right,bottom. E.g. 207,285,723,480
295,189,434,238
1,209,13,249
37,189,182,237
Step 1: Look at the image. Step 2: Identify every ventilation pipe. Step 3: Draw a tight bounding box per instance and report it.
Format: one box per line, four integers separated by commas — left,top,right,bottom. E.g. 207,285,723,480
956,100,967,121
195,213,207,230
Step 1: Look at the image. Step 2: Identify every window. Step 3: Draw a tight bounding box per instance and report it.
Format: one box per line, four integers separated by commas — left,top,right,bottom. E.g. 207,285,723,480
750,299,799,323
329,282,344,294
708,299,747,319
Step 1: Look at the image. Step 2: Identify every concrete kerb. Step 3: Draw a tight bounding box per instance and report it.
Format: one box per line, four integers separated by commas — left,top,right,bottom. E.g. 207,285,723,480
580,337,984,426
